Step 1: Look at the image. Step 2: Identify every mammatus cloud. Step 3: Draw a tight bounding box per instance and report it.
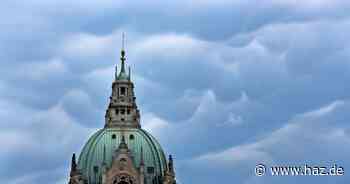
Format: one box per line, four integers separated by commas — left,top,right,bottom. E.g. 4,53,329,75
1,1,350,184
194,101,346,163
0,97,94,183
190,100,350,183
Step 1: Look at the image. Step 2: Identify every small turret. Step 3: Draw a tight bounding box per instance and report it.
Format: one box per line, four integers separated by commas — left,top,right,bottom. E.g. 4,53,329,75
68,153,86,184
168,155,174,174
163,155,176,184
70,153,78,177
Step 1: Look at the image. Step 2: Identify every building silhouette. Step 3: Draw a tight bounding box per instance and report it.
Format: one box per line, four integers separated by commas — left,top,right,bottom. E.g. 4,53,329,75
68,39,176,184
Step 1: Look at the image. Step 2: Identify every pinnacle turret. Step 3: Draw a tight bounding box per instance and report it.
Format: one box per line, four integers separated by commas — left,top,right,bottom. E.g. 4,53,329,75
70,153,77,176
168,155,174,173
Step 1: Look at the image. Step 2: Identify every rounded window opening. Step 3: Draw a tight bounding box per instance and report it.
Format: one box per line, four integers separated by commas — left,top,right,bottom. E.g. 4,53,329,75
121,118,125,121
129,134,134,140
112,134,116,139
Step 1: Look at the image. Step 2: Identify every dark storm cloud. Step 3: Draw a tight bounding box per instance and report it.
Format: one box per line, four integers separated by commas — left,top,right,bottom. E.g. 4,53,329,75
1,1,350,184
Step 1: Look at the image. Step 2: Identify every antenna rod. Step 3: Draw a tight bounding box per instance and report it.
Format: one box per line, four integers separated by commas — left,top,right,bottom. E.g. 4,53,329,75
122,32,126,51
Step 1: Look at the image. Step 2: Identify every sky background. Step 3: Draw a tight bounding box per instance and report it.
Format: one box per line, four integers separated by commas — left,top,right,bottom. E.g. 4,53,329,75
1,0,350,183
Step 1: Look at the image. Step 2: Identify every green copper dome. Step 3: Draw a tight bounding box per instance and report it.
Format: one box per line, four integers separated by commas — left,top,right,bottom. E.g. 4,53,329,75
78,127,167,184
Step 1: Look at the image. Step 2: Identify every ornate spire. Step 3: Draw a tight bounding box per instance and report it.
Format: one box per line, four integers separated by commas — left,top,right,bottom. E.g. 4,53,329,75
105,34,141,128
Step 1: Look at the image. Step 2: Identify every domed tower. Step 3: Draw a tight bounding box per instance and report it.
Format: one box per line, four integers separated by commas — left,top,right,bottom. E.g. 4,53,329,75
68,37,176,184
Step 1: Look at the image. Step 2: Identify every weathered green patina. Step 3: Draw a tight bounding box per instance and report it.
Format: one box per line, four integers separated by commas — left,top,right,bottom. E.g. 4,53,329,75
78,127,167,183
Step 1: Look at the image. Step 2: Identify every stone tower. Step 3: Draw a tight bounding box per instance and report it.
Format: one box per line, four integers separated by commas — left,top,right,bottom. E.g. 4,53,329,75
68,37,176,184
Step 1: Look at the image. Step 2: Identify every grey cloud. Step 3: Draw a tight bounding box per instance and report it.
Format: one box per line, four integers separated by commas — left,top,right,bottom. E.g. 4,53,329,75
0,101,92,183
184,100,350,184
1,1,350,184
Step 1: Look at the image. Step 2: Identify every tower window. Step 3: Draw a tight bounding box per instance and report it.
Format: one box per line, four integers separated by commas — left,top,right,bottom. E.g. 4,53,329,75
112,134,116,139
116,109,119,114
120,87,126,95
121,109,125,114
121,118,125,121
129,134,134,140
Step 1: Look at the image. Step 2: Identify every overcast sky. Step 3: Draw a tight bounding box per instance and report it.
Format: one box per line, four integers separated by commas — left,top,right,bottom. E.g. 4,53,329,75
1,1,350,183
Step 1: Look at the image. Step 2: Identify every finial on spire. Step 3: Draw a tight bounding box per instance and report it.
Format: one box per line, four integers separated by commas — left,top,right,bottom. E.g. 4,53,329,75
119,33,127,78
122,32,126,51
121,32,126,60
